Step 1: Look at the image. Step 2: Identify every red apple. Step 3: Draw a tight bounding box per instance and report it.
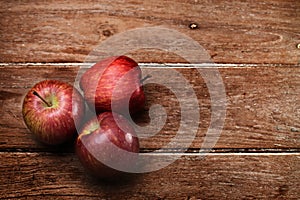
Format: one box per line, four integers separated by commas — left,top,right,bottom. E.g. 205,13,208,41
76,112,139,179
80,56,145,116
22,80,85,145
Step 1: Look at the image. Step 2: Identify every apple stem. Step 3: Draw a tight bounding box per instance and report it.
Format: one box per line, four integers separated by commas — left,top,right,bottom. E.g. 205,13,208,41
140,75,152,84
33,91,52,107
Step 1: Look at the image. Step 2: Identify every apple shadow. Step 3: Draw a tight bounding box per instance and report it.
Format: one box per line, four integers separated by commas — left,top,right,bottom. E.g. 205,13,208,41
32,135,77,153
84,169,144,190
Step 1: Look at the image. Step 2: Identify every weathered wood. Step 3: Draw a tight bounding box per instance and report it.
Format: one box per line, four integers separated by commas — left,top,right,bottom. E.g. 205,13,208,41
0,0,299,199
0,0,299,63
0,64,299,151
0,152,299,199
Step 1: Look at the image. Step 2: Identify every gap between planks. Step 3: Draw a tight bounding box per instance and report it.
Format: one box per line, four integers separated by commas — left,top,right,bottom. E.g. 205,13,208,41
1,63,299,68
1,152,299,156
142,152,300,156
1,148,300,154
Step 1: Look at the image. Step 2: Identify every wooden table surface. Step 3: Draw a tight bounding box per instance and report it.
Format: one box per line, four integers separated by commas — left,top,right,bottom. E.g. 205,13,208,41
0,0,299,199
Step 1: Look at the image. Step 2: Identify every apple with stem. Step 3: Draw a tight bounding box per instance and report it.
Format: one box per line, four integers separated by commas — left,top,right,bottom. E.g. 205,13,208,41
80,55,147,116
22,80,85,145
76,112,140,179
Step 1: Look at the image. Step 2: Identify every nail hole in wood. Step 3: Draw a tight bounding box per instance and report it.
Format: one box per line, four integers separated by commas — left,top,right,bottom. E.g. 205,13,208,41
189,23,199,30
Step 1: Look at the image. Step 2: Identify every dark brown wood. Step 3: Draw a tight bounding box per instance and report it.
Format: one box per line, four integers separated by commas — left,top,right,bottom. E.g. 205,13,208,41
0,0,299,63
1,152,299,199
1,64,299,151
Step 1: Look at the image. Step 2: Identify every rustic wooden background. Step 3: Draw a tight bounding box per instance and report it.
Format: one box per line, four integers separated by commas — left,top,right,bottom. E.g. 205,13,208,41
0,0,299,199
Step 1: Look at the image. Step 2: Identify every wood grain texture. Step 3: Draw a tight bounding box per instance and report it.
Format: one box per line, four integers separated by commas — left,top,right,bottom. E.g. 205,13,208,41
1,152,299,199
0,0,299,63
1,64,299,151
1,1,299,198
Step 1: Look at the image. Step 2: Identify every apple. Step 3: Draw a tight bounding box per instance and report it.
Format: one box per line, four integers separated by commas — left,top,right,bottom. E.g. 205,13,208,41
76,112,140,179
22,80,85,145
80,55,146,116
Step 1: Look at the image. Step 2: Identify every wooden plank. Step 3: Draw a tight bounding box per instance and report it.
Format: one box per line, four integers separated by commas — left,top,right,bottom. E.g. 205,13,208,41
0,0,299,63
0,64,299,150
0,152,299,199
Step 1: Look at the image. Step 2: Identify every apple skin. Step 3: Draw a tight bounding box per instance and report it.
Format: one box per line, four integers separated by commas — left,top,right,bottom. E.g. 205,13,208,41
22,80,85,145
80,56,145,115
76,112,139,179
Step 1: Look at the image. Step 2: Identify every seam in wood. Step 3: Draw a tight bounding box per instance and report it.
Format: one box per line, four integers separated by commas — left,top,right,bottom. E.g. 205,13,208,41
0,63,300,68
